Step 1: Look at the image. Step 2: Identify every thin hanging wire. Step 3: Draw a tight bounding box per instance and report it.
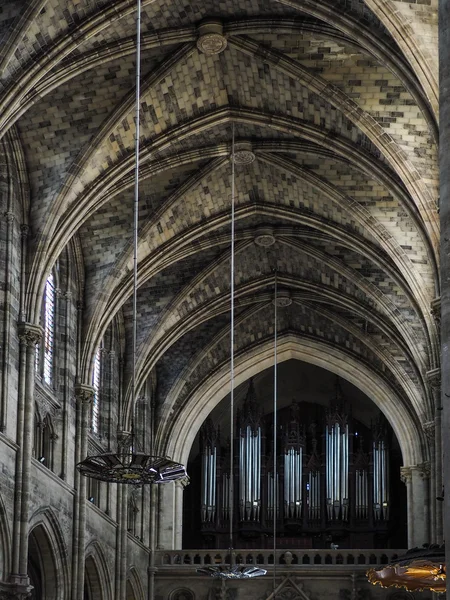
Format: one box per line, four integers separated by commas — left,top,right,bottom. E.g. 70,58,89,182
131,0,142,431
273,272,278,593
229,124,236,565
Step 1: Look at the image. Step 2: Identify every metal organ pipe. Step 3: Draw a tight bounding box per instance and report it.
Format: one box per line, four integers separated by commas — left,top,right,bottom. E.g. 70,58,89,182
239,425,261,522
201,445,217,523
284,448,303,519
373,440,389,520
326,421,349,521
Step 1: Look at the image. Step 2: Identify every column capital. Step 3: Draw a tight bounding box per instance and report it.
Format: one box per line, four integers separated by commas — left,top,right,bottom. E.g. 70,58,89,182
0,578,33,599
74,383,95,404
175,475,190,489
422,420,435,440
400,466,412,484
415,461,431,479
17,323,42,346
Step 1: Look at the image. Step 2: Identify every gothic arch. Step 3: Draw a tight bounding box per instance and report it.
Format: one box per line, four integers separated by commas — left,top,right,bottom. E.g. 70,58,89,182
126,567,144,600
0,492,11,580
85,541,112,600
28,507,69,600
164,335,426,468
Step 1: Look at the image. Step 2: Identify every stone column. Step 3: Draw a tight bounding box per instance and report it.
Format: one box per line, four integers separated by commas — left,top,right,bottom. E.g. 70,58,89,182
72,384,94,600
0,212,15,433
426,367,443,544
4,324,41,599
415,462,431,544
174,478,189,548
17,325,42,576
157,483,176,549
115,431,129,600
60,291,72,481
400,466,413,547
440,3,450,600
148,485,158,600
422,421,436,541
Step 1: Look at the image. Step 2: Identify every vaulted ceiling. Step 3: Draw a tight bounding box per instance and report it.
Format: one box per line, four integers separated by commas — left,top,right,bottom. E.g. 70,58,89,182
0,0,439,458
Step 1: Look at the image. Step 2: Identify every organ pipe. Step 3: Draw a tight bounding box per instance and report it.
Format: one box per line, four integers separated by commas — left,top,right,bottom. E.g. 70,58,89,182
198,392,395,541
373,439,389,520
284,447,302,518
200,418,219,524
201,446,217,522
326,420,349,520
239,425,261,521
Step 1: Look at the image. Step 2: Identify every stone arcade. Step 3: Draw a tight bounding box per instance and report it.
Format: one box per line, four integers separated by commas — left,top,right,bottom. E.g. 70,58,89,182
0,1,446,599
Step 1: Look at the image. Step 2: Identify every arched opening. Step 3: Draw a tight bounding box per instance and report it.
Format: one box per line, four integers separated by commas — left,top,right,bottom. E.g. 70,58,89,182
27,524,59,600
183,360,407,550
0,494,10,580
126,568,144,600
84,555,103,600
126,580,136,600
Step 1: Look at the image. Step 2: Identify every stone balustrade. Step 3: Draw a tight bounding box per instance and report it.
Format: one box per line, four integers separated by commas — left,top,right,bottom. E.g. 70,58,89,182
155,548,403,568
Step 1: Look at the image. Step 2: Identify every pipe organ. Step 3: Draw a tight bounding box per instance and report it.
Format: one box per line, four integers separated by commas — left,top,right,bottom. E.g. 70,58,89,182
325,409,349,521
195,383,395,548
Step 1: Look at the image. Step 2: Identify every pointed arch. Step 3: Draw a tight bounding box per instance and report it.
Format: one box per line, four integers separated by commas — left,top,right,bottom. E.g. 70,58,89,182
126,567,144,600
85,541,112,600
164,334,426,468
28,507,69,600
0,492,11,579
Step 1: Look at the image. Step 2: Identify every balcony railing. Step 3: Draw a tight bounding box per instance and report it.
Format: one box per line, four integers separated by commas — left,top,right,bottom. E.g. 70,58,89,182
155,549,403,568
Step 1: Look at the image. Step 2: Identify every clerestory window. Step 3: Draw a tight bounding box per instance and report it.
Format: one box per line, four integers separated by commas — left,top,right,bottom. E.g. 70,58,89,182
36,271,56,385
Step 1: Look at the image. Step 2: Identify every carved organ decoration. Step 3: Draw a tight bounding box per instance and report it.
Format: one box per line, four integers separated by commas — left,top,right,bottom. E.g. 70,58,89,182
198,381,393,544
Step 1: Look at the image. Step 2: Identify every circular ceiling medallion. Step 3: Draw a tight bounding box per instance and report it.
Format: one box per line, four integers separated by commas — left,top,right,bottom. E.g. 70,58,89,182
197,21,227,55
272,291,292,307
231,141,256,165
196,33,227,55
254,229,275,247
233,149,256,164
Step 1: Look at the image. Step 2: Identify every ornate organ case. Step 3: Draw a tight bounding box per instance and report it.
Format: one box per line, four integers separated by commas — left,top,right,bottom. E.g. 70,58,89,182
190,382,399,549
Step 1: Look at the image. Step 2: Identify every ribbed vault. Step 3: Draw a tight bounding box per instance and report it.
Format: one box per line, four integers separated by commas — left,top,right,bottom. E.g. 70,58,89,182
0,0,439,464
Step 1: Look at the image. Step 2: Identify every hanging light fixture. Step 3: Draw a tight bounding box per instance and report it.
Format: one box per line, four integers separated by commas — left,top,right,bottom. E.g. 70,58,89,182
77,0,187,485
196,126,266,579
367,545,446,593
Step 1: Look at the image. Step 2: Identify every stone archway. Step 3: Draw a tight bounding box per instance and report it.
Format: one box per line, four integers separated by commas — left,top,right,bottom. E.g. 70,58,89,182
166,336,425,467
126,568,144,600
0,494,10,580
84,543,112,600
27,524,59,600
84,555,103,600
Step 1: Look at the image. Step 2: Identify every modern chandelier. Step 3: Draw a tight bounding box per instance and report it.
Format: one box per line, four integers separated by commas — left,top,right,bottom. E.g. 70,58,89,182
196,127,266,580
77,0,187,485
